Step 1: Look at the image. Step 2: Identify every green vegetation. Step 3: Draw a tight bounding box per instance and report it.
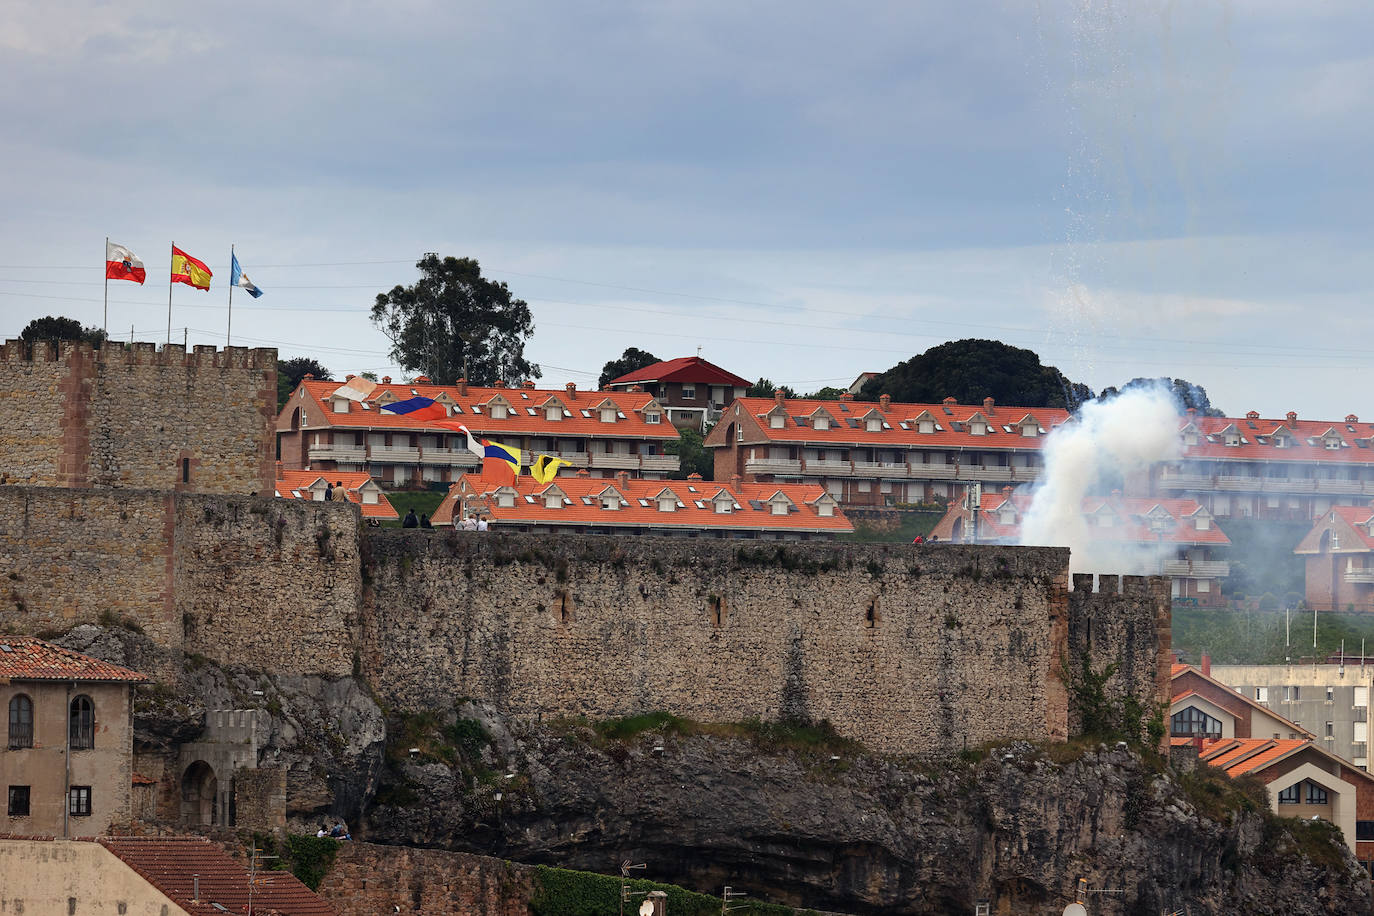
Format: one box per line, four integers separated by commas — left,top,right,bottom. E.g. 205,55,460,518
837,509,943,544
666,426,714,479
1172,606,1374,665
1216,517,1308,602
857,338,1092,409
1061,655,1162,748
246,832,341,892
531,864,815,916
380,489,446,527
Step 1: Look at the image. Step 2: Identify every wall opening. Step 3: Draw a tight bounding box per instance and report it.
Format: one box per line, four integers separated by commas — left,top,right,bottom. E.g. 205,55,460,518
709,595,725,628
866,597,880,628
558,591,571,625
181,760,218,826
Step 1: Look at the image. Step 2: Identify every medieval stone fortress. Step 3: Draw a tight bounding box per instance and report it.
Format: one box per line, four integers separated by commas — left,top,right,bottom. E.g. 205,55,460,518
1,340,1369,915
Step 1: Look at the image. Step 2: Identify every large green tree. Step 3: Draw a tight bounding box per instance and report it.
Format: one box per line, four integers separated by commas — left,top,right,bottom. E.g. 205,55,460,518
746,378,796,399
598,347,659,389
667,426,714,479
277,357,332,410
857,339,1093,409
1097,377,1225,416
371,255,538,386
20,315,106,347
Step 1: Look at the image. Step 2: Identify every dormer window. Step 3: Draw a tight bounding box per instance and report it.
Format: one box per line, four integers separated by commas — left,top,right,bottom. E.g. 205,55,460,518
865,417,882,432
1098,515,1113,528
657,496,676,512
491,403,509,420
817,501,834,517
645,411,661,425
601,494,620,509
770,413,785,429
544,493,562,509
361,489,378,505
1196,516,1210,530
332,398,350,414
918,420,934,434
970,422,986,435
998,506,1016,525
1020,423,1037,438
1183,428,1198,447
814,416,830,431
497,492,516,508
714,497,732,514
545,406,562,421
600,408,617,423
1326,437,1343,450
770,500,789,516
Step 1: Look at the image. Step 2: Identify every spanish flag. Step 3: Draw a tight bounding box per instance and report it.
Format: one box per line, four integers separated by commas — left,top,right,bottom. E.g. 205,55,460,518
171,246,212,290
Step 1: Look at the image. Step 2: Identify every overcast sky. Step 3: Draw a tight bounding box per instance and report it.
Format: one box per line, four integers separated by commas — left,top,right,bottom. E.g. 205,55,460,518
2,1,1370,420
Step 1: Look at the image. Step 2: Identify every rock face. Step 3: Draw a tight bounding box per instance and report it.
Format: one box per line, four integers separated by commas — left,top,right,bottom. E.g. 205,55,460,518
362,715,1370,916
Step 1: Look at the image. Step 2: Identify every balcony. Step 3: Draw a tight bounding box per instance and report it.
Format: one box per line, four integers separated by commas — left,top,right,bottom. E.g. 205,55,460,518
745,458,804,475
909,464,958,479
419,447,479,466
1158,473,1210,490
804,459,853,476
1345,569,1374,585
368,446,420,462
588,452,642,470
1163,560,1231,578
852,460,906,474
307,444,367,464
641,455,680,473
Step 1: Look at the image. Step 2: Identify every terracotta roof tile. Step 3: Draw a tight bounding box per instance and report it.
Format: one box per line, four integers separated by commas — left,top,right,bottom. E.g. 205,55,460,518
99,836,337,916
938,493,1230,547
435,475,852,534
607,356,751,388
1181,413,1374,465
0,637,146,683
275,470,399,520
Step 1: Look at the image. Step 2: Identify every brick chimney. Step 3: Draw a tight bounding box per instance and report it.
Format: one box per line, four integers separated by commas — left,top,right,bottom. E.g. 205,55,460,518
983,396,995,415
382,376,391,385
415,375,431,384
345,374,355,381
631,384,643,392
1002,486,1013,498
943,396,957,407
730,474,742,491
576,468,590,477
522,380,536,389
840,392,854,401
1201,653,1211,677
565,382,577,400
493,380,506,388
1185,407,1197,419
879,394,891,411
1286,411,1298,429
303,373,315,380
615,470,630,491
1348,414,1360,424
687,472,703,480
774,389,786,406
1246,410,1260,420
457,378,468,396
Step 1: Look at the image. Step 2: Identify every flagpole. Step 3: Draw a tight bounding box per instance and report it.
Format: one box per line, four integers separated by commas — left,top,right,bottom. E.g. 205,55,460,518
227,244,234,348
167,241,175,345
103,236,109,342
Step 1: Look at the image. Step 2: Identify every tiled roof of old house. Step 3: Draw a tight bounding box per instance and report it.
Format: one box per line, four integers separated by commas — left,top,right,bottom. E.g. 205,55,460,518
606,356,751,388
276,470,399,520
434,473,852,534
99,836,337,916
1179,411,1374,465
0,637,146,683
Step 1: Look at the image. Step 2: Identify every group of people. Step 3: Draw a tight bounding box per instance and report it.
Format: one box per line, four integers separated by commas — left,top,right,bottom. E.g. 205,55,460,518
460,513,489,531
399,509,489,529
401,510,433,529
315,821,351,840
323,481,347,501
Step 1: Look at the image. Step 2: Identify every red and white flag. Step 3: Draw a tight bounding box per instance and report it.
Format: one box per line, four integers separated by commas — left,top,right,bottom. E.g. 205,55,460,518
105,241,146,284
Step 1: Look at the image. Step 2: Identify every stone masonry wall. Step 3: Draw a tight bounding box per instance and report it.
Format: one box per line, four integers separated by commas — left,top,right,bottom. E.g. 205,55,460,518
0,339,276,494
360,534,1102,755
318,842,536,916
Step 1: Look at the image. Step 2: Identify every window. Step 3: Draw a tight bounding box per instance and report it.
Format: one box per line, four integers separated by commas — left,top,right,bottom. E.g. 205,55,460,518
68,785,91,817
817,501,834,517
182,457,191,484
770,414,785,429
771,501,788,516
1308,783,1329,805
1197,580,1210,593
736,425,743,443
645,412,660,425
1357,686,1369,707
69,695,93,749
682,385,696,400
1358,821,1374,842
8,695,32,749
7,785,29,817
497,492,516,508
1326,721,1335,738
544,494,562,509
1170,706,1223,738
1328,687,1336,703
814,416,830,431
600,408,617,423
918,419,934,434
1278,783,1301,804
332,398,349,414
865,418,881,432
546,407,563,421
1255,687,1268,703
1284,686,1300,701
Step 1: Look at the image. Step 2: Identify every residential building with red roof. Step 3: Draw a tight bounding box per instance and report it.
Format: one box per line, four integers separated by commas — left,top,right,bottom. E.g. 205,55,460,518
1293,504,1374,611
1146,407,1374,521
1171,663,1374,866
930,489,1231,605
0,835,336,915
434,470,851,539
277,377,681,487
1,637,146,836
603,355,751,431
275,468,399,521
706,392,1070,507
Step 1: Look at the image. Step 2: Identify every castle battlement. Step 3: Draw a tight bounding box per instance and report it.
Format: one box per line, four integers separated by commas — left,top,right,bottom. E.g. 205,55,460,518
0,339,276,370
1072,572,1160,595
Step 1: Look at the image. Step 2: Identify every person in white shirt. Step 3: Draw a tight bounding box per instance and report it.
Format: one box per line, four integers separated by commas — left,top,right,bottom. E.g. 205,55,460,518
477,515,489,532
461,514,478,531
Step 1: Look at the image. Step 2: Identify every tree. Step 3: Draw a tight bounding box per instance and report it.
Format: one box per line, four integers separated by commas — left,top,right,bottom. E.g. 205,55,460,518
667,426,714,479
371,255,538,386
856,339,1093,410
746,378,796,399
20,316,106,347
598,347,660,389
803,386,847,399
277,357,332,410
1098,377,1224,416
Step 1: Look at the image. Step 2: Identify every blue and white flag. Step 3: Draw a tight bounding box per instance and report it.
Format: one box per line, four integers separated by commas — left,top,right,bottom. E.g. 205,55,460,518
229,252,264,299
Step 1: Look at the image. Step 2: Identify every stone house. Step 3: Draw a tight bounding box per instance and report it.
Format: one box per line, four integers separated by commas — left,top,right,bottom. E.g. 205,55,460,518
1,637,146,836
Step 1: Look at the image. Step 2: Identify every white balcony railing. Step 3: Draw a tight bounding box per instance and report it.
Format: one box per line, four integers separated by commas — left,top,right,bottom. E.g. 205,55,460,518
1345,569,1374,584
1163,560,1231,578
641,455,680,472
804,460,852,476
307,445,367,464
588,453,642,470
368,446,420,462
745,458,803,475
419,447,479,466
1158,473,1210,489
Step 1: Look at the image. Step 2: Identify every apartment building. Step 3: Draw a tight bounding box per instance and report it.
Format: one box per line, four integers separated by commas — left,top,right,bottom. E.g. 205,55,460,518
277,377,681,486
933,490,1232,605
1294,505,1374,612
1208,663,1374,771
707,392,1069,507
435,470,851,539
1145,408,1374,520
603,355,751,431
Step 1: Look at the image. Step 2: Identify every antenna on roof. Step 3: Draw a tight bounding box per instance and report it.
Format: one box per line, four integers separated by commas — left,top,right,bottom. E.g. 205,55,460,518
696,346,702,357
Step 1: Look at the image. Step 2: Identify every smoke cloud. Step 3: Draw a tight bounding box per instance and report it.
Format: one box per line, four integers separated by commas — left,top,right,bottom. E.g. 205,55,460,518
1018,384,1182,573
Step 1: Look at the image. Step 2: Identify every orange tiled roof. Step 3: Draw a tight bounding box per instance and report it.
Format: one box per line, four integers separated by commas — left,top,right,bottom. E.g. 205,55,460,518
0,637,146,683
712,396,1070,449
435,474,852,534
939,492,1230,547
607,356,750,388
99,836,337,916
1179,412,1374,465
285,380,679,441
1293,505,1374,555
276,470,399,520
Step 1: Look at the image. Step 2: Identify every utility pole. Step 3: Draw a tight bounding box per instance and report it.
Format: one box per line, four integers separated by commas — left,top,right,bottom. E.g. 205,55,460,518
721,885,749,915
619,860,646,916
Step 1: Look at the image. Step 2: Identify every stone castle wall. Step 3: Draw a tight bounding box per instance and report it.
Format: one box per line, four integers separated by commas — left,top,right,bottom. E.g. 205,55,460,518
0,340,276,494
0,485,1169,755
318,842,536,916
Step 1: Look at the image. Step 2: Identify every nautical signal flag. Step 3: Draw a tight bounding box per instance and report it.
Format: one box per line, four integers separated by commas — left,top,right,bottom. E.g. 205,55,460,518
446,424,521,484
229,253,263,299
531,454,570,484
379,396,448,421
332,376,378,402
171,246,212,290
105,241,146,284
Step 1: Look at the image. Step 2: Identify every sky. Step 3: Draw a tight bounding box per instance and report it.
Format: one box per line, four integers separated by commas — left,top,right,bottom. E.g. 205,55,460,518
1,0,1370,420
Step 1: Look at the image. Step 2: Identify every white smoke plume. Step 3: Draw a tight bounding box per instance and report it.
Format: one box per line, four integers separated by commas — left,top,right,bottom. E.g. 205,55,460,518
1018,384,1182,573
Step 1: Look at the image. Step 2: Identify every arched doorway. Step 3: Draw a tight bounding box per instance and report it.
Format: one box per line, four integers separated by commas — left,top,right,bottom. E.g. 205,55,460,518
181,761,217,826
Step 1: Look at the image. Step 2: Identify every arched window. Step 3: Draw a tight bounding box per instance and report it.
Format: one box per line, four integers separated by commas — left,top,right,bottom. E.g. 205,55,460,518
8,695,33,749
70,695,94,750
1170,706,1222,739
